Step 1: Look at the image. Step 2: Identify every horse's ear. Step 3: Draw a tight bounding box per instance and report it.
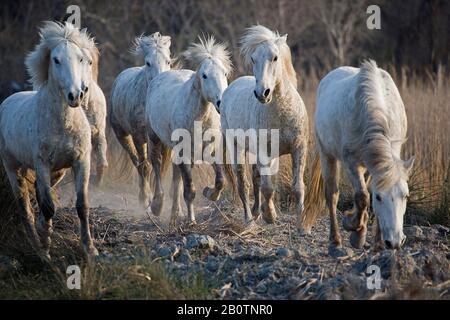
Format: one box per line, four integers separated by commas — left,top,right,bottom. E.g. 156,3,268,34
403,156,415,176
276,34,288,47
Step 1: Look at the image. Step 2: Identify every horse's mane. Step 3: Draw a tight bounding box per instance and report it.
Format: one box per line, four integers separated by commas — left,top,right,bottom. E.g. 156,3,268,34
132,32,171,60
182,35,232,74
25,21,97,89
354,60,407,190
240,25,297,88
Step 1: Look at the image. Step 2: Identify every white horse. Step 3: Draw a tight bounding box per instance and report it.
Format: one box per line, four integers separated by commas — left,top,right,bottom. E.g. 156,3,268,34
110,32,172,207
145,36,231,224
80,45,108,187
301,60,414,255
0,22,98,258
221,25,309,225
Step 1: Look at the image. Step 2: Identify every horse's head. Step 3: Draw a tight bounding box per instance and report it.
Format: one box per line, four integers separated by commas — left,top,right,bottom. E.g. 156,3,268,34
80,48,94,97
371,156,415,249
49,41,86,108
240,25,290,104
25,22,98,108
183,36,232,113
133,33,172,81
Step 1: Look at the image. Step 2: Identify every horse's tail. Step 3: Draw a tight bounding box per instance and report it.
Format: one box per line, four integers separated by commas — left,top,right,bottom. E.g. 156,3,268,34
299,150,325,233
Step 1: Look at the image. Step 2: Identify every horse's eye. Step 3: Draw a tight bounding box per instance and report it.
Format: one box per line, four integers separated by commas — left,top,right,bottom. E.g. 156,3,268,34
89,60,93,66
376,194,382,202
146,62,151,67
80,58,83,63
202,74,207,79
273,56,278,62
167,60,171,65
53,58,60,65
251,57,255,64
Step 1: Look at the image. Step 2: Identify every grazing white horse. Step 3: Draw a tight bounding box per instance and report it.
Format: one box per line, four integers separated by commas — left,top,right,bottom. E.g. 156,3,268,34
0,22,98,258
80,45,108,187
145,36,231,224
221,25,309,225
301,60,414,255
110,32,172,207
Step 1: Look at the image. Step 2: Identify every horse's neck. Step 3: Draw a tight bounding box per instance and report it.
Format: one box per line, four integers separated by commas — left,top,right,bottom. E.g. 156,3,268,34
272,74,297,110
186,75,211,121
40,84,77,129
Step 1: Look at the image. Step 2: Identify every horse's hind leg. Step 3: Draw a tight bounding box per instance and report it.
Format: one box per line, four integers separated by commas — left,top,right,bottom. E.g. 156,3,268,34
179,163,196,224
291,142,307,215
93,131,108,188
203,163,224,202
170,164,182,226
73,158,98,258
4,166,42,253
251,164,261,219
149,137,164,216
320,154,344,256
135,133,151,208
342,162,370,249
259,162,277,224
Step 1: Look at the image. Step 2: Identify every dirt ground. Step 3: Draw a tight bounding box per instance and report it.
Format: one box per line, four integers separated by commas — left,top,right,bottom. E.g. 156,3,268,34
50,178,450,299
1,178,449,300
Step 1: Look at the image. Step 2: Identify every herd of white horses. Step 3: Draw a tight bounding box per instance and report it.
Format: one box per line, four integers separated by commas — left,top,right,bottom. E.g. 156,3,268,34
0,22,414,259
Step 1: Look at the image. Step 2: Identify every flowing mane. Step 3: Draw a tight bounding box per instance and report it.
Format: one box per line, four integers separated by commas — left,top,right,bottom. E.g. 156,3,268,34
182,35,232,74
132,32,171,61
25,21,97,88
354,60,407,190
240,25,297,88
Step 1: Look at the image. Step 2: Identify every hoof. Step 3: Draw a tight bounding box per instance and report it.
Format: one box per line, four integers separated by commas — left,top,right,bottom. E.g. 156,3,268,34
244,219,258,230
261,202,277,224
343,212,358,231
297,225,312,236
251,206,261,220
328,244,348,258
349,227,367,249
151,195,164,216
203,186,221,201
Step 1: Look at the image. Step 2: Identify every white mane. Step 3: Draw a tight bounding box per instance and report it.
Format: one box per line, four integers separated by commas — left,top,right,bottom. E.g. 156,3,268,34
182,35,232,73
354,60,408,190
132,32,171,60
25,21,97,88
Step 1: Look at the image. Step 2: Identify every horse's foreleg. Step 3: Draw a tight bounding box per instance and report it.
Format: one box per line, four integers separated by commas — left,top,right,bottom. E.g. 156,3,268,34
35,165,56,256
179,163,196,223
149,138,164,216
320,154,343,255
259,162,277,224
342,162,370,249
291,144,307,215
93,131,108,188
135,134,151,208
170,164,182,226
73,158,98,258
4,166,42,252
203,163,224,202
251,164,261,219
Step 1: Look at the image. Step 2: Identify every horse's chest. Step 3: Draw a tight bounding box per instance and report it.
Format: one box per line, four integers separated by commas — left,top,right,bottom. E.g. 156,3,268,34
39,134,84,167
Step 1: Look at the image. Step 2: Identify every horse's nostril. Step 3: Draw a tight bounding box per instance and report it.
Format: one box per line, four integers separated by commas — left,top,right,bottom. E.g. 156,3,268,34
263,88,271,97
217,100,221,108
384,240,393,249
68,92,74,102
253,90,258,99
80,91,84,100
84,86,89,93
